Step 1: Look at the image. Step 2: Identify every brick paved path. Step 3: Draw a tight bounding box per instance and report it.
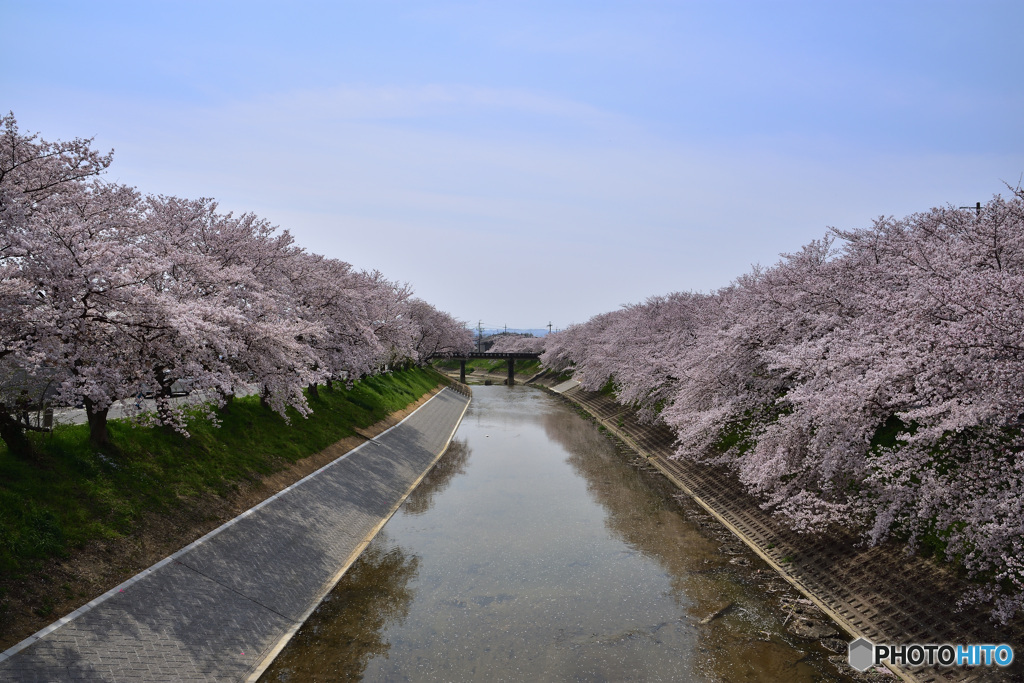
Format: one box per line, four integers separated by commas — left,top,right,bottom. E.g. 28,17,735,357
0,388,470,682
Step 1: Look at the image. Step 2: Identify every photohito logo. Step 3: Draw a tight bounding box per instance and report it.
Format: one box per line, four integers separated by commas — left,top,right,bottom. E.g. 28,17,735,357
848,638,1014,672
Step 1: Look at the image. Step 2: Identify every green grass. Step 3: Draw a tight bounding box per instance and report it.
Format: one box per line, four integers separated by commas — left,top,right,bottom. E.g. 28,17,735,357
0,367,444,577
466,358,511,373
511,359,541,374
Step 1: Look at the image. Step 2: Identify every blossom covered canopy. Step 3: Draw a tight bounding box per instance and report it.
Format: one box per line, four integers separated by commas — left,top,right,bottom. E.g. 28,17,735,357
540,191,1024,622
0,115,472,445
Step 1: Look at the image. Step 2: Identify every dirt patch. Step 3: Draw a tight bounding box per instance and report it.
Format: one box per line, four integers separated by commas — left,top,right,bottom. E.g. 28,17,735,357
0,385,444,652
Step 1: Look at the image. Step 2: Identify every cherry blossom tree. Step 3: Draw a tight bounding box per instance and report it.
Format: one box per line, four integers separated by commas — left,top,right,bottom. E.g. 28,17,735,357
539,311,620,385
11,179,154,447
486,334,545,355
0,114,115,452
546,189,1024,621
0,115,469,452
131,196,288,430
359,270,417,370
7,114,1024,618
408,299,473,361
282,252,381,393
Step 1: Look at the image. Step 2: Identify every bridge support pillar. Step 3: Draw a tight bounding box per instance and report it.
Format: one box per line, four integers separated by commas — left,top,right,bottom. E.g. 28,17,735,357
507,358,515,386
459,360,466,384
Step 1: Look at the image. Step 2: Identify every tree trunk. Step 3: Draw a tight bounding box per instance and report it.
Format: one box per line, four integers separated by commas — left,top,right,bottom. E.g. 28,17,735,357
83,396,110,448
157,376,176,429
0,410,33,458
307,383,320,399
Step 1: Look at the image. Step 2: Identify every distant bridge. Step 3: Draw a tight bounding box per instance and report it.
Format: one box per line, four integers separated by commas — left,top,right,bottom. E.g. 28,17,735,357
448,352,541,385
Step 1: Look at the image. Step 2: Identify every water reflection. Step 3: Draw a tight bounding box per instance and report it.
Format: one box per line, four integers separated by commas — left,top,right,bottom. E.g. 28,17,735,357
542,408,715,601
542,408,842,681
402,439,470,516
263,387,852,682
263,541,419,682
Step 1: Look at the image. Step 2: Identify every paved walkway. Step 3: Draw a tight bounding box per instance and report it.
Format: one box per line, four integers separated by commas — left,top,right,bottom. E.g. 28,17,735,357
0,388,471,682
550,378,580,394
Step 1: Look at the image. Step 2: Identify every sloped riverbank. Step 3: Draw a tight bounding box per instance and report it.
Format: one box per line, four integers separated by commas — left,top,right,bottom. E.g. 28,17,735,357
0,368,452,652
1,386,471,681
535,374,1023,682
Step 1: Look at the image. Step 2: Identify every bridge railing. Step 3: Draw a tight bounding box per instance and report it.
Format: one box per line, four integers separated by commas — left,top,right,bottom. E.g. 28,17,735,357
451,353,542,360
424,352,541,361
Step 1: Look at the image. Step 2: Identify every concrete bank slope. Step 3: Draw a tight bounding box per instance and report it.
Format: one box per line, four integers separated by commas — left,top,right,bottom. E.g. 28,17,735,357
0,387,471,683
550,384,1022,683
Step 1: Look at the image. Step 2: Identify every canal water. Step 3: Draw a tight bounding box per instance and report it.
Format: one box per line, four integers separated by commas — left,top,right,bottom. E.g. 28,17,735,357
261,386,855,682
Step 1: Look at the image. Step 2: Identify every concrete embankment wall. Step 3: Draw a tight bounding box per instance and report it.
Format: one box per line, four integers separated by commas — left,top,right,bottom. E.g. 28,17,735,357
0,386,471,683
536,377,1022,683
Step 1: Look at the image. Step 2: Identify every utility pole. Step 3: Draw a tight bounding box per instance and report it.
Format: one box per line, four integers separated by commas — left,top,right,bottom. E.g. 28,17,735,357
477,321,483,352
547,321,553,335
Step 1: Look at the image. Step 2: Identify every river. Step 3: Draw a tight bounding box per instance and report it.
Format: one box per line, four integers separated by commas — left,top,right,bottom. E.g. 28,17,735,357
261,385,855,682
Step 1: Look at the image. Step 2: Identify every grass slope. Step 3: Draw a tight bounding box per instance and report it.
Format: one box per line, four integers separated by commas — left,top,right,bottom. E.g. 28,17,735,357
0,367,444,579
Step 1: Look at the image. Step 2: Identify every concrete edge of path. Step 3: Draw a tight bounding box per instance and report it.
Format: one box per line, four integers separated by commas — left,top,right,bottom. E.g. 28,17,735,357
243,387,471,682
551,379,581,394
0,386,471,671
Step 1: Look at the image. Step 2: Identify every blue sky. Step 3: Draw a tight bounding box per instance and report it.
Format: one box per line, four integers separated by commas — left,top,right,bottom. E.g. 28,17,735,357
4,1,1022,328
